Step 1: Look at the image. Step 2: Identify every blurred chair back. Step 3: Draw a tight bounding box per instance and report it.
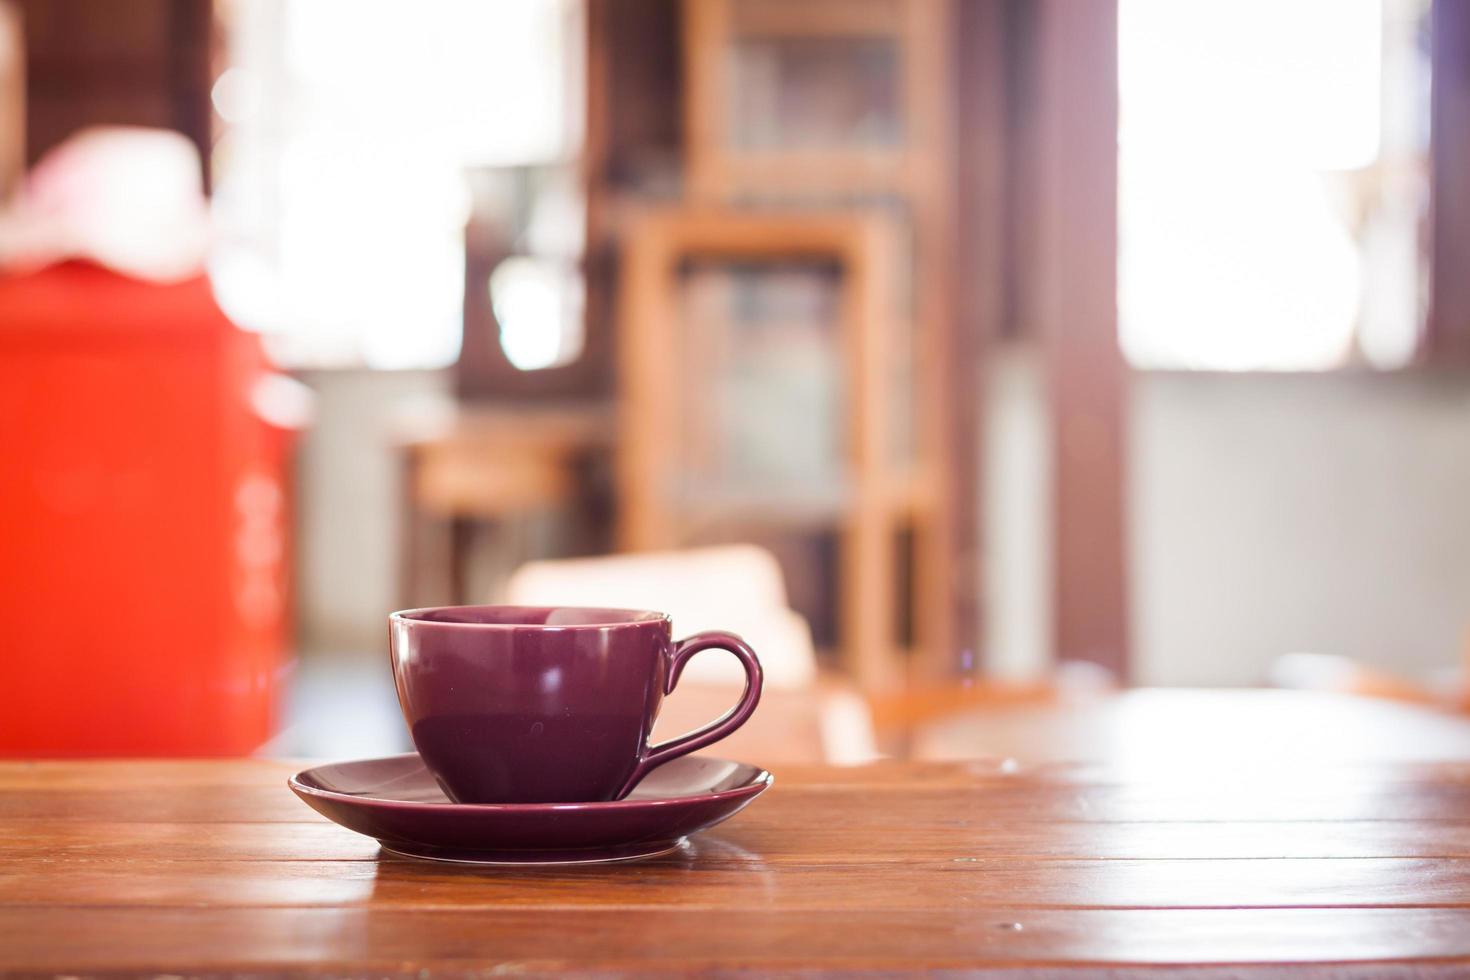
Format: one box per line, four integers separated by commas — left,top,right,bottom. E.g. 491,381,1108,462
503,545,876,764
507,544,815,688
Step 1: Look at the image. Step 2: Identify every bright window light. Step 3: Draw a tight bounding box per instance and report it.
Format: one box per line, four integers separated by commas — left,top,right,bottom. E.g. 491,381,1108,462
210,0,583,370
489,257,585,372
1118,0,1430,371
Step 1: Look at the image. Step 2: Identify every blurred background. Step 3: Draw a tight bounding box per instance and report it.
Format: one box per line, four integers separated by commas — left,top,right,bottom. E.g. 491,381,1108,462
3,0,1469,763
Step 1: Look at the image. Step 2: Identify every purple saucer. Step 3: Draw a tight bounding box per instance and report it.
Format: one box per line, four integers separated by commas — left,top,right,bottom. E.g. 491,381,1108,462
289,754,772,865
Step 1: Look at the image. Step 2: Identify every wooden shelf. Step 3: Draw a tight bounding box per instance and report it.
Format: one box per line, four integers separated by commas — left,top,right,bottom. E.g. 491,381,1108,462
588,0,975,693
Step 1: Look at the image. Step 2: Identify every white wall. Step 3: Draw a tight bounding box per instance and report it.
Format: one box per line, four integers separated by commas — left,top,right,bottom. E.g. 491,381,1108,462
982,347,1053,680
292,369,449,653
1132,369,1470,686
293,360,1470,688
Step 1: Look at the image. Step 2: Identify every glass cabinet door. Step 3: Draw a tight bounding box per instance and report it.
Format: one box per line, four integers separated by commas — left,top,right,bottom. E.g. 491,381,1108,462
675,258,847,507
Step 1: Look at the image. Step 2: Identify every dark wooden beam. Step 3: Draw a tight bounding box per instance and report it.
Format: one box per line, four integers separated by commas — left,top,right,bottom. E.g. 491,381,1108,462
1428,0,1470,364
949,0,1008,674
1031,0,1129,679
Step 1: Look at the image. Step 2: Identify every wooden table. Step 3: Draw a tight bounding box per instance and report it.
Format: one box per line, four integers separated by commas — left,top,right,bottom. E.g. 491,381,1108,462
8,692,1470,976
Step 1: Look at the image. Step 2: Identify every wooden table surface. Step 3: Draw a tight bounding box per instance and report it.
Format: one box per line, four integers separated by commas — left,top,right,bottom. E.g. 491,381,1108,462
7,691,1470,976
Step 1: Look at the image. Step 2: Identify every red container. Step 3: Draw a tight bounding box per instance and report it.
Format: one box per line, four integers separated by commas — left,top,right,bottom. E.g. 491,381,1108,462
0,262,292,755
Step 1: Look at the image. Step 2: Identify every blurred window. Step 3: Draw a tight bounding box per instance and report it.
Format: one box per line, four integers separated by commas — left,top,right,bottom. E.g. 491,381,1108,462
209,0,583,370
489,256,584,372
1118,0,1431,371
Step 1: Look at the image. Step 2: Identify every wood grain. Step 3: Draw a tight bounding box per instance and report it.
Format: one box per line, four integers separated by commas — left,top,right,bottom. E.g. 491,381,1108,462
4,907,1470,976
7,695,1470,975
8,853,1470,911
14,818,1470,863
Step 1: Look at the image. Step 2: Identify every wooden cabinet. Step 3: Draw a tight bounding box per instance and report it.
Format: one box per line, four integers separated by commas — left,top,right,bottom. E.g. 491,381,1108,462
587,0,979,690
616,209,903,688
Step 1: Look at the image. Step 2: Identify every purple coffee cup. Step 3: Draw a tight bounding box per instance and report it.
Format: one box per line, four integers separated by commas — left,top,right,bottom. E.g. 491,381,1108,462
388,605,764,804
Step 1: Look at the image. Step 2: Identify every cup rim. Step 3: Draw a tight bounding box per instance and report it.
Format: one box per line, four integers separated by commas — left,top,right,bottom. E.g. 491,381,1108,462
390,605,671,630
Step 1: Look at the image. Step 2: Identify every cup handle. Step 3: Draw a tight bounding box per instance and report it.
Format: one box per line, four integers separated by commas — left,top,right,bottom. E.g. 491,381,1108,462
615,630,764,798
